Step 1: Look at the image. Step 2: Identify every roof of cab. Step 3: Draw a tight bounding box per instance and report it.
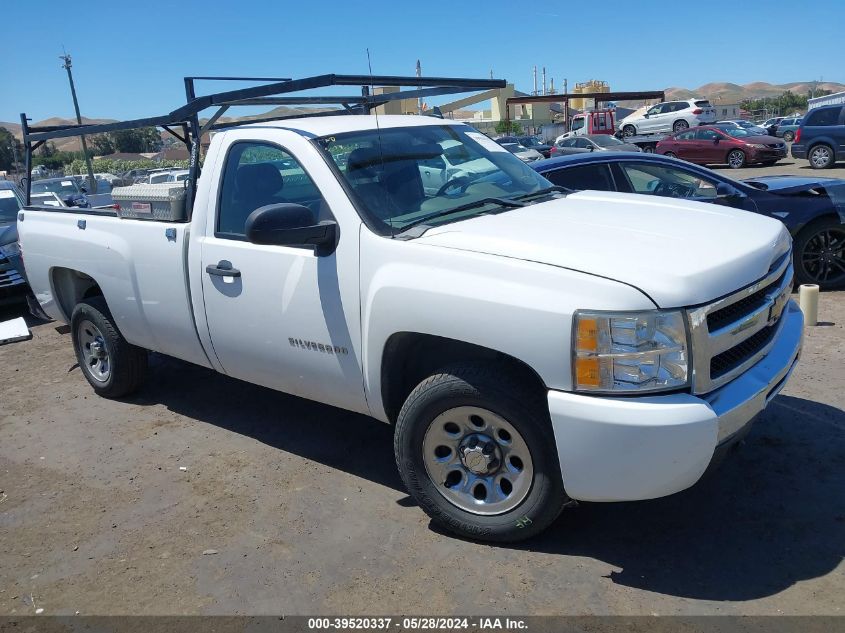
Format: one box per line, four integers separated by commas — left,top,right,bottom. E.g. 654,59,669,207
238,114,469,138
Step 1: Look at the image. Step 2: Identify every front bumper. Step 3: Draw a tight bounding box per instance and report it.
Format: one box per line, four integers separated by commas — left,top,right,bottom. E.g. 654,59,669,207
548,300,803,502
0,256,28,306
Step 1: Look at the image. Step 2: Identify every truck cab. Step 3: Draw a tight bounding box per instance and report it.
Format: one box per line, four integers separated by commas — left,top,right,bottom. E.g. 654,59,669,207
557,109,616,140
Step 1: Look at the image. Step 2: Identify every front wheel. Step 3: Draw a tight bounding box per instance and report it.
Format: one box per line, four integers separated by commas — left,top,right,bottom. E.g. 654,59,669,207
664,151,677,159
673,119,689,133
794,218,845,289
394,363,567,542
727,149,746,169
71,297,148,398
622,124,636,138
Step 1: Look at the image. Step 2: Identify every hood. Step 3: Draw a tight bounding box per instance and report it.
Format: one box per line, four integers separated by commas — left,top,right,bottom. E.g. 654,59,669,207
601,143,641,152
742,175,844,192
0,221,18,246
414,190,791,308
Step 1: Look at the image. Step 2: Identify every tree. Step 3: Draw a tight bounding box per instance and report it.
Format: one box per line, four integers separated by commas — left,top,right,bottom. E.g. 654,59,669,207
109,127,162,153
90,134,115,156
494,120,523,135
0,126,21,171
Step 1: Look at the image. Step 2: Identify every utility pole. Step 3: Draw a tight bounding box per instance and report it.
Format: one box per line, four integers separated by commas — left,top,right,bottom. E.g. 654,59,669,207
60,52,97,194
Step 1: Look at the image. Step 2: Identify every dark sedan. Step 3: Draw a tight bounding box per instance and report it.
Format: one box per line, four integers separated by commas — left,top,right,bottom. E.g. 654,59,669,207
495,135,553,158
551,134,641,157
532,152,845,289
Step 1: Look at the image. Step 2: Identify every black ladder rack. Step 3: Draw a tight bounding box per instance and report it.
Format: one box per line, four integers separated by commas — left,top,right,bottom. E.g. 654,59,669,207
19,73,507,212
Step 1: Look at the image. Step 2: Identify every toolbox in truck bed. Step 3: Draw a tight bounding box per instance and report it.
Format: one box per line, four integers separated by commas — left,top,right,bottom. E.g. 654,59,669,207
112,183,188,221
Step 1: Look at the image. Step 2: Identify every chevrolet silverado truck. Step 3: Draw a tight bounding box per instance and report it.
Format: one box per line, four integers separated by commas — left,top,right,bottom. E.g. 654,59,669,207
16,75,803,541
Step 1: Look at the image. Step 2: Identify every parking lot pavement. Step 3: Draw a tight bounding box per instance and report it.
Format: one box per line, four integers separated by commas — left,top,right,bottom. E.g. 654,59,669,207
0,293,843,617
709,155,845,180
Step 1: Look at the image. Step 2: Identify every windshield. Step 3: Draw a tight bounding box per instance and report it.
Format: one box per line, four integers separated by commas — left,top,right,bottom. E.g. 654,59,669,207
592,135,623,147
0,188,23,222
316,125,553,234
31,179,80,195
723,128,752,138
501,143,525,153
520,137,541,147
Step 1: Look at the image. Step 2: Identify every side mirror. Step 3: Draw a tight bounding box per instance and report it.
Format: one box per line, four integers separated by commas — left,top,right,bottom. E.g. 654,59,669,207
588,145,595,152
245,203,337,255
80,186,87,193
716,182,738,198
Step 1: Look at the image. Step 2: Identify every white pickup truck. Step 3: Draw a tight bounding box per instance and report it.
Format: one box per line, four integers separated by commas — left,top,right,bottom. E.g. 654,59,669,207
18,113,803,541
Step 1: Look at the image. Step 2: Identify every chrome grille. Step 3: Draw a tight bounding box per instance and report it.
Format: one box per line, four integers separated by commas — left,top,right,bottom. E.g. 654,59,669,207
688,251,793,394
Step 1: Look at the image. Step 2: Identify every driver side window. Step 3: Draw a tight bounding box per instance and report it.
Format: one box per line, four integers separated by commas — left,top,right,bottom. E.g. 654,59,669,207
217,142,328,238
620,163,718,198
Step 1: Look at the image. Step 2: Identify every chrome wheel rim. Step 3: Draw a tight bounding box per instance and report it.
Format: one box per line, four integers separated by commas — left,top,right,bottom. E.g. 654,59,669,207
802,227,845,284
811,147,831,168
77,319,110,382
623,126,635,137
674,120,689,132
729,150,744,168
422,406,533,516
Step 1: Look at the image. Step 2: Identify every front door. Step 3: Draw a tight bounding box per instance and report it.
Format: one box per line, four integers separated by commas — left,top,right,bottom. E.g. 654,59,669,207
199,138,368,414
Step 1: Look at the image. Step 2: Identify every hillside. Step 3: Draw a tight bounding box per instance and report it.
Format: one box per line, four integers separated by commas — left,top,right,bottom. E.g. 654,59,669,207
1,116,117,152
665,80,845,103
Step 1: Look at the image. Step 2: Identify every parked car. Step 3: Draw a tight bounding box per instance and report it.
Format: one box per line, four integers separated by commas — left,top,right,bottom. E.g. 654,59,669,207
0,181,28,305
29,177,89,207
166,169,190,182
761,116,785,135
500,142,544,163
714,120,768,135
790,104,845,169
496,135,553,158
617,99,717,136
775,117,803,142
532,151,845,288
417,138,498,195
551,135,641,157
656,126,787,168
122,168,152,183
19,80,803,543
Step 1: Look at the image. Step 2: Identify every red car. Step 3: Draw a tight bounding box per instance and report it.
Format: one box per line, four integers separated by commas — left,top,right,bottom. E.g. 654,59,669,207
655,126,788,169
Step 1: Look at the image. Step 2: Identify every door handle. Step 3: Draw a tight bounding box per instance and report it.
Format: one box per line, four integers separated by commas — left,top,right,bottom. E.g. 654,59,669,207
206,262,241,277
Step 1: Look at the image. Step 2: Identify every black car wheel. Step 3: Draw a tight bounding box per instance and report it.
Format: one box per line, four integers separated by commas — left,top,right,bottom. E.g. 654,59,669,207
782,130,795,142
794,218,845,289
809,144,834,169
673,120,689,133
664,151,677,158
622,124,636,138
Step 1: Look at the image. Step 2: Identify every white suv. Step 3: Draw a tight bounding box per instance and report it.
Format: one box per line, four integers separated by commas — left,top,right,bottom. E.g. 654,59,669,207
618,99,716,137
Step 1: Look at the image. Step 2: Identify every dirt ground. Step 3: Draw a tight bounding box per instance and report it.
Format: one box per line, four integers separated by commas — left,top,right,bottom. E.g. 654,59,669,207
710,152,845,180
0,290,843,617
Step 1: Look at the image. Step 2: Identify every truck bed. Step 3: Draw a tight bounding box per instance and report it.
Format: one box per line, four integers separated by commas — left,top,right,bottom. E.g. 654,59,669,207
18,207,211,368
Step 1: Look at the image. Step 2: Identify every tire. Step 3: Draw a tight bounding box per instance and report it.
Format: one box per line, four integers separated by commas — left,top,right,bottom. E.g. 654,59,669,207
622,124,636,138
727,149,746,169
71,296,148,398
783,130,795,142
664,151,677,159
642,145,654,153
809,144,834,169
793,218,845,290
394,362,567,542
673,119,689,133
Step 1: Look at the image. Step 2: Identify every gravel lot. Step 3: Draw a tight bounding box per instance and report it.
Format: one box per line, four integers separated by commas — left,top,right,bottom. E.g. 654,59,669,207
2,150,844,616
703,150,845,180
0,288,842,617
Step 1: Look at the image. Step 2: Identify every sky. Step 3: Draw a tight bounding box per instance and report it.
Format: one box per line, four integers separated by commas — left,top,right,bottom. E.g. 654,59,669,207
2,0,843,124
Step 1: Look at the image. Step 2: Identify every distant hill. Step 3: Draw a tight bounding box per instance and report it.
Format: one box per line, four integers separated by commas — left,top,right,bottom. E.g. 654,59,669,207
665,81,845,103
1,116,117,152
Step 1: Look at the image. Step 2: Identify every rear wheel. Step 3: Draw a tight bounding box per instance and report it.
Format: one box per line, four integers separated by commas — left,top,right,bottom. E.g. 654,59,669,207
673,119,689,133
394,362,567,542
622,124,636,138
809,144,834,169
71,297,148,398
794,218,845,289
727,149,746,169
783,130,795,142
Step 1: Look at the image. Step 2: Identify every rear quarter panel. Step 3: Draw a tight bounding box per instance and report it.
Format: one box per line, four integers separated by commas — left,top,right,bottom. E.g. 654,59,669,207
18,209,211,367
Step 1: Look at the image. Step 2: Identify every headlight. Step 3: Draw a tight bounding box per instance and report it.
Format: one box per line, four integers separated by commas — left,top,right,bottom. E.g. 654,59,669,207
748,143,767,149
0,242,21,259
573,310,690,393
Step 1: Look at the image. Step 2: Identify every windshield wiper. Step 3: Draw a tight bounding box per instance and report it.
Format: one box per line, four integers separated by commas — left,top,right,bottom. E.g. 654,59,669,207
394,197,526,234
515,185,571,201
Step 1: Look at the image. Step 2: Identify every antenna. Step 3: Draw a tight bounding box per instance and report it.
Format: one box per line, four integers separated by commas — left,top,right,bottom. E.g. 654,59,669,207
366,49,393,237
